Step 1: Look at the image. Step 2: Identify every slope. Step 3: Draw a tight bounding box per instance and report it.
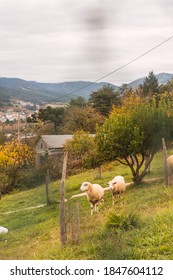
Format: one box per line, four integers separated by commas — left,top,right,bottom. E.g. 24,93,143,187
0,73,173,104
0,77,118,104
0,148,173,260
0,85,12,105
128,72,173,89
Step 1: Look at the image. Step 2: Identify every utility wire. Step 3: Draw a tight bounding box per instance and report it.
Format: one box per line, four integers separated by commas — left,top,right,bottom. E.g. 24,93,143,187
55,35,173,101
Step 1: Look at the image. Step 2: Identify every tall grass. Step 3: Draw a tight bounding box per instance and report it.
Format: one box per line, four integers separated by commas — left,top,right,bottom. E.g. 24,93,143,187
0,149,173,259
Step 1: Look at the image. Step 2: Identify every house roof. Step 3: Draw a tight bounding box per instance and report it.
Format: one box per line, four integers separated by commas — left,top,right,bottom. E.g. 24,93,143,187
41,135,73,149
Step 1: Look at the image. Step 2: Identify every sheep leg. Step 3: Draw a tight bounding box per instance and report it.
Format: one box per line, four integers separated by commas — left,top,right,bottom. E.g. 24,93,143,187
170,175,173,186
90,204,94,215
95,203,99,213
112,193,121,206
90,203,99,214
112,192,116,206
117,191,121,199
112,195,115,206
168,173,172,185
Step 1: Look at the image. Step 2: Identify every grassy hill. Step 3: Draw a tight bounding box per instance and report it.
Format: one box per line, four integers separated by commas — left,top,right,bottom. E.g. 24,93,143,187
0,149,173,260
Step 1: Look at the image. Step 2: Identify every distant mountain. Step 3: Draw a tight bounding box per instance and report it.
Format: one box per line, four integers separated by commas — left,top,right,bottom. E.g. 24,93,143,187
155,73,173,84
128,72,173,89
0,78,118,104
0,73,173,105
0,85,13,105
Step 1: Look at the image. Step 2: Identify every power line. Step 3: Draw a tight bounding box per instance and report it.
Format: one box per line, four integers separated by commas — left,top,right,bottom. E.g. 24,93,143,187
55,35,173,101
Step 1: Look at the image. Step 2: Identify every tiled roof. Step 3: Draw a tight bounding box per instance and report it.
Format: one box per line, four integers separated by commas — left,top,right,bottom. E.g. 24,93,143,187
41,135,73,149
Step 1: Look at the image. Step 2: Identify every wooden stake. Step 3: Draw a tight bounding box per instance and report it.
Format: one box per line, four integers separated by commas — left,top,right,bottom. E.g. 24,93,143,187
76,203,80,243
45,169,50,206
59,151,68,245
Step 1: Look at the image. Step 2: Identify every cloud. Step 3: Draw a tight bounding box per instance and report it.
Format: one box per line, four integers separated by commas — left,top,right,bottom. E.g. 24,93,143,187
0,0,172,85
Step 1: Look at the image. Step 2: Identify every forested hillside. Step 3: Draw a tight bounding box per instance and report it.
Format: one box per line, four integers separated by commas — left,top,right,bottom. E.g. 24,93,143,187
0,72,172,104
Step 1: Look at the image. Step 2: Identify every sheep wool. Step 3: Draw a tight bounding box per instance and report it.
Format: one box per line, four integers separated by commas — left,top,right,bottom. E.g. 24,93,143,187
108,175,126,205
80,182,104,215
167,155,173,186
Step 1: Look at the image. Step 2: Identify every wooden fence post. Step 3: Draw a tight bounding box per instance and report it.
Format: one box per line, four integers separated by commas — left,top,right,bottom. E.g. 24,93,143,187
0,181,2,200
59,151,68,245
45,169,50,206
162,138,168,186
66,202,80,243
76,203,80,243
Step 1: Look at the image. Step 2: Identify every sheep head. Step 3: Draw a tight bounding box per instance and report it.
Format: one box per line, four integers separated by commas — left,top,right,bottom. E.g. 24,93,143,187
108,180,117,190
80,182,90,192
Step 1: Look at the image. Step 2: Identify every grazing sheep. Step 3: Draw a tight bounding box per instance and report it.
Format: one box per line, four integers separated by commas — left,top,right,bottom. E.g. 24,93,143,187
167,155,173,185
108,175,126,205
80,182,104,215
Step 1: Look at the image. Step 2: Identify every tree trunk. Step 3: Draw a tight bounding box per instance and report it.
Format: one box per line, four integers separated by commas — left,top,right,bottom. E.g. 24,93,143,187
131,152,155,185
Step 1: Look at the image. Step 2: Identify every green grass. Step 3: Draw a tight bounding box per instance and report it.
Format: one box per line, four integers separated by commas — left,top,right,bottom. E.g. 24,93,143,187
0,149,173,259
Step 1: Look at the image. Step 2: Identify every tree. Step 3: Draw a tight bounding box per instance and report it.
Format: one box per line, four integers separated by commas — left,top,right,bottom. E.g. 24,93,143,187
64,130,99,174
27,113,38,123
139,71,159,97
0,140,34,193
159,79,173,94
38,106,65,133
28,106,65,134
0,140,34,168
89,85,121,116
63,105,105,134
0,132,7,145
119,83,130,97
69,96,86,107
96,95,173,184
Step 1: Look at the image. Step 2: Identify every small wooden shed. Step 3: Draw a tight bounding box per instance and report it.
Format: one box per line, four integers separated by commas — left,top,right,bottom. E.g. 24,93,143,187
35,135,73,168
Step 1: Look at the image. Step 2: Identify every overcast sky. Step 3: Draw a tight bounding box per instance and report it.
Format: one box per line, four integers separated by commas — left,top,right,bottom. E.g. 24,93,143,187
0,0,173,86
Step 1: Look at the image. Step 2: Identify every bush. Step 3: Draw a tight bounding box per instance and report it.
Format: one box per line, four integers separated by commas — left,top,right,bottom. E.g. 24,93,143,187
0,168,46,194
18,169,45,190
106,211,141,232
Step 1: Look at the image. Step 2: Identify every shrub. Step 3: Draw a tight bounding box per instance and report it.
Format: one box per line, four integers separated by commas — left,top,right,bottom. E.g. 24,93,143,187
0,167,45,194
106,211,140,232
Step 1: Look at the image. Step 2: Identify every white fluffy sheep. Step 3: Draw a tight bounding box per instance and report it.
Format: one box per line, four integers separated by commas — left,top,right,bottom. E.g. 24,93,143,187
80,182,104,215
108,175,126,205
167,155,173,185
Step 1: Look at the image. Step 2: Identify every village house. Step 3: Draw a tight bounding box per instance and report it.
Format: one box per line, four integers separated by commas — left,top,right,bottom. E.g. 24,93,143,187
35,135,73,168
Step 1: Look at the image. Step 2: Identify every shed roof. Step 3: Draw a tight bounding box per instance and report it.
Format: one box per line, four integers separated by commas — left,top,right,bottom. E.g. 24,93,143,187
41,135,73,149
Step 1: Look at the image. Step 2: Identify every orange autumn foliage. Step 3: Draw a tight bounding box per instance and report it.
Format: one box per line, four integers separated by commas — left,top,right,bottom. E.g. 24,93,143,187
0,140,34,168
